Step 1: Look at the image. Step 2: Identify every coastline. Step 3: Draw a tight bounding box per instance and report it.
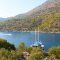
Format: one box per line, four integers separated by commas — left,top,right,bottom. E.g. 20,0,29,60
0,31,60,34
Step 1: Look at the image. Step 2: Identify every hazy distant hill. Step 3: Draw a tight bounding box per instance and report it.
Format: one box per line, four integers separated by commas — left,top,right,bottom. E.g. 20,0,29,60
0,18,7,21
0,0,60,32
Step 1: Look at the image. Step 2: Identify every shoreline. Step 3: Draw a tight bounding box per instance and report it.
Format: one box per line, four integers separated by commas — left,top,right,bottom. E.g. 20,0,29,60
0,31,60,34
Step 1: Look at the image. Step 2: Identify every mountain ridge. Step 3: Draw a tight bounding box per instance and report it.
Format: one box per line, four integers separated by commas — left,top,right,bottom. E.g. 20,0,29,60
0,0,60,32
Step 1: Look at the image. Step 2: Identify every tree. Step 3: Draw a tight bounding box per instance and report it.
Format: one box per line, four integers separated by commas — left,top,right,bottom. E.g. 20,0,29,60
48,46,60,59
0,38,16,50
27,47,44,60
18,42,26,52
17,42,27,59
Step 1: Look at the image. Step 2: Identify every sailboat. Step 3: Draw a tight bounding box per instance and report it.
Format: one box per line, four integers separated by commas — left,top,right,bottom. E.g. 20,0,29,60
31,27,44,49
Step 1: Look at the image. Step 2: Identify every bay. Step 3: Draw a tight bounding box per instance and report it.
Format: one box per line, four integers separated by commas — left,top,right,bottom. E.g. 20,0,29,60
0,32,60,51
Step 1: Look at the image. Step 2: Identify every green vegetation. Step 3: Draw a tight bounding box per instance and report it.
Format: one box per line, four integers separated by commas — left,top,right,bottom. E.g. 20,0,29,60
0,38,60,60
48,46,60,59
27,47,44,60
0,38,16,50
0,0,60,32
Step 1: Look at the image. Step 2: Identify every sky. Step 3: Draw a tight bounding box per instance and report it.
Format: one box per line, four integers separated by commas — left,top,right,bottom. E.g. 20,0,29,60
0,0,47,18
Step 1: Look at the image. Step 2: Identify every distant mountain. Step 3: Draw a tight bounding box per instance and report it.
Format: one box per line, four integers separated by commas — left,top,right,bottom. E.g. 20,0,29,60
0,17,7,21
0,0,60,32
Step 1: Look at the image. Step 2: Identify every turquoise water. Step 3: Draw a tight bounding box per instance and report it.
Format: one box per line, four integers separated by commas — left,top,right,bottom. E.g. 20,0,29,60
0,32,60,51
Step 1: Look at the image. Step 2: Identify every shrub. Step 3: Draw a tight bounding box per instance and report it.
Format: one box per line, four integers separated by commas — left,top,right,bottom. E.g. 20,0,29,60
48,46,60,59
27,47,44,60
0,38,16,50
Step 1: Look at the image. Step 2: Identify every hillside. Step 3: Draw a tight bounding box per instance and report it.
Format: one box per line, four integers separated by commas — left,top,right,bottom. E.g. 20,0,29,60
0,0,60,32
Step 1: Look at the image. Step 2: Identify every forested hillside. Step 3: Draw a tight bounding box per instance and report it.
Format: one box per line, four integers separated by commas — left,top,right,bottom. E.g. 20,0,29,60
0,0,60,32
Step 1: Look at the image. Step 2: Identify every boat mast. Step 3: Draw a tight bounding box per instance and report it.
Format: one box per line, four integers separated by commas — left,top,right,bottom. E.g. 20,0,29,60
38,27,39,42
35,29,36,42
